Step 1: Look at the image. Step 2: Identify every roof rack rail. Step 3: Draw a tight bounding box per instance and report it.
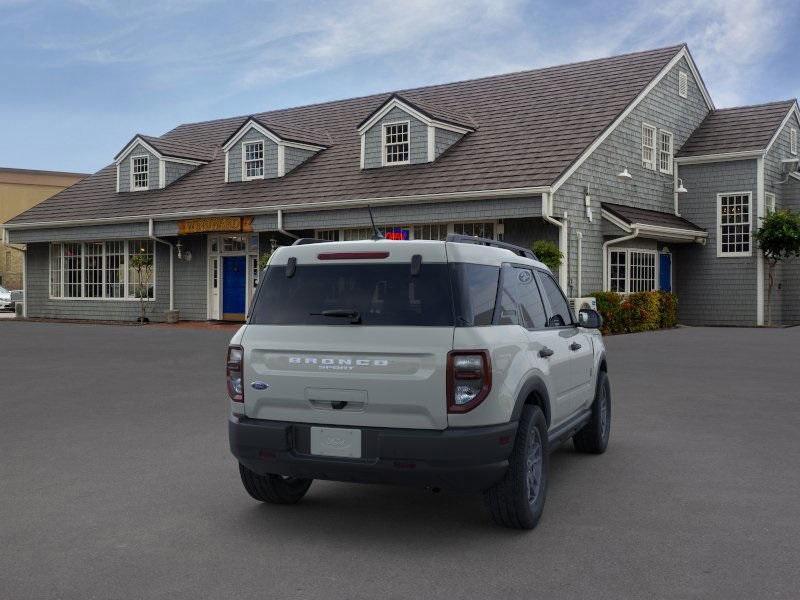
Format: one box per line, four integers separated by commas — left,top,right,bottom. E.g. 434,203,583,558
291,238,330,246
445,234,538,260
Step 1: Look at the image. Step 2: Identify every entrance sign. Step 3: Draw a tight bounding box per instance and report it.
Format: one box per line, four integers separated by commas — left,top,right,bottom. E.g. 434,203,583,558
178,216,254,235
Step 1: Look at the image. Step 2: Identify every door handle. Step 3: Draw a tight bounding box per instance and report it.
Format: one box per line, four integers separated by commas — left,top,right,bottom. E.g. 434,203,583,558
539,347,554,358
570,342,582,351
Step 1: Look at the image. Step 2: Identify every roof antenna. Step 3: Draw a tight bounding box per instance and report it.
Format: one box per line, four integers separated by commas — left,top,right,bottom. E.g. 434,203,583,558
367,205,384,240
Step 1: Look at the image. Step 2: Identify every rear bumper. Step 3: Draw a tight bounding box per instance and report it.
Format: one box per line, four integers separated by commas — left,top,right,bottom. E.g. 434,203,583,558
229,415,518,492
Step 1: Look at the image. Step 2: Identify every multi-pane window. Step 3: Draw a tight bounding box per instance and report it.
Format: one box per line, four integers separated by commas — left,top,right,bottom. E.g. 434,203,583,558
659,131,674,174
316,230,340,241
454,222,494,239
766,192,776,215
791,128,798,155
222,235,247,252
128,239,154,299
642,123,656,170
608,249,656,293
413,224,448,240
84,242,104,298
383,122,409,165
105,241,126,298
131,156,149,190
718,193,752,256
49,240,155,300
609,250,626,292
243,141,264,179
678,70,688,98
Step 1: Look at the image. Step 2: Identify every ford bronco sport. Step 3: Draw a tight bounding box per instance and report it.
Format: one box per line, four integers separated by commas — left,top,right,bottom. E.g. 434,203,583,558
228,235,610,529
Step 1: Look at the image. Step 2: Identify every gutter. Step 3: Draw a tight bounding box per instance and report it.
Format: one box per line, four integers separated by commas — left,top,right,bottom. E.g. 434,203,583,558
277,209,299,240
541,192,568,290
602,228,639,291
148,219,174,312
576,231,583,297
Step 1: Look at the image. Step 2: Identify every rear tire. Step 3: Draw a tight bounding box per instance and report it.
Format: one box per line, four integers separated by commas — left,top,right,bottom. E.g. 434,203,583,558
573,370,611,454
238,464,312,504
483,405,549,530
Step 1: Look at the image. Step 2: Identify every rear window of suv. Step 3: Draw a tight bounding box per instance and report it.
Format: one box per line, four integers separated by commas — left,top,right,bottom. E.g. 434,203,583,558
249,262,502,327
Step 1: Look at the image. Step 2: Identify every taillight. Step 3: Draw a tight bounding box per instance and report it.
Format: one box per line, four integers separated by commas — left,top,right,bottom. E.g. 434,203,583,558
447,350,492,413
227,345,244,402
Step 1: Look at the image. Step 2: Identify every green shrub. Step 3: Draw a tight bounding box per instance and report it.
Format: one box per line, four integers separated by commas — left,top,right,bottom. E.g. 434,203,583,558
590,290,678,334
531,240,563,272
657,291,678,328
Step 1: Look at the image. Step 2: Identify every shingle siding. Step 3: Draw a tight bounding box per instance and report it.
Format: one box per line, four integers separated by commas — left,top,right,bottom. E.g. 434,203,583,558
766,111,800,324
555,57,710,297
8,223,150,244
118,143,159,192
363,107,427,168
227,128,279,182
164,161,195,186
284,146,317,174
434,128,463,159
24,238,207,322
674,160,758,326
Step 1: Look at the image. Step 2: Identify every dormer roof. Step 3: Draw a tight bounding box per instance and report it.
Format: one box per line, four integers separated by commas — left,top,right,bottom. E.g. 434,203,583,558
221,116,330,152
356,93,475,134
114,134,215,164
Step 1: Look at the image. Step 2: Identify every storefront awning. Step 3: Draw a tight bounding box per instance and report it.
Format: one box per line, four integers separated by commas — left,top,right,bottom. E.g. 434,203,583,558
601,203,707,243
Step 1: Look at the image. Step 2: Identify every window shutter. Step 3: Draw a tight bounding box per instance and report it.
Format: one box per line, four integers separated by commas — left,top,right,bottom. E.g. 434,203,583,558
678,71,688,98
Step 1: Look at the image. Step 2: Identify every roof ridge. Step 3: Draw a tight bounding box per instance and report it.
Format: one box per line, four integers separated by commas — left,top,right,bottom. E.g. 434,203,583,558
712,99,797,112
167,44,686,133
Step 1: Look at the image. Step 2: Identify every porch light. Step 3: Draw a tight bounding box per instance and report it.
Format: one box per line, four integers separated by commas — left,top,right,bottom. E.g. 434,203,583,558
616,167,633,182
676,178,688,194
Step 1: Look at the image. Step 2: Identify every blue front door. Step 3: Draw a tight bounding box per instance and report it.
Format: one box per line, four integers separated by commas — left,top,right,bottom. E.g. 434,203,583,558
659,253,672,292
222,256,246,319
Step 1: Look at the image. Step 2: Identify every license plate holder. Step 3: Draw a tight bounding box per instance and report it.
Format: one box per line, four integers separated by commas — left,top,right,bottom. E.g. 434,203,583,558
310,426,362,459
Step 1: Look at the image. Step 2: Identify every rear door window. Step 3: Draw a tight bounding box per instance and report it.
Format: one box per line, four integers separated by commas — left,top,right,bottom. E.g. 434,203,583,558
496,265,547,328
250,263,454,326
449,263,500,326
536,270,573,327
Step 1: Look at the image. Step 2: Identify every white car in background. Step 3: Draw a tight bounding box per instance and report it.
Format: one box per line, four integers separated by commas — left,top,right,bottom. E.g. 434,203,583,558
0,285,14,311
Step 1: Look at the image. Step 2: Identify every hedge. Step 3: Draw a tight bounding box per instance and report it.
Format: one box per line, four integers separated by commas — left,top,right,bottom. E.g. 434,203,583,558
591,290,678,335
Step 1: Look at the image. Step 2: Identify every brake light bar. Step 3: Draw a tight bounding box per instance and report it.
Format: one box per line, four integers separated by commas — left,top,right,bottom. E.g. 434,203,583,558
317,252,390,260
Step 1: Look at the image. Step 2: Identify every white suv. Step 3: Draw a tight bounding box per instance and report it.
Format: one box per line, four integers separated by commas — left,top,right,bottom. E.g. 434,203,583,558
227,235,610,529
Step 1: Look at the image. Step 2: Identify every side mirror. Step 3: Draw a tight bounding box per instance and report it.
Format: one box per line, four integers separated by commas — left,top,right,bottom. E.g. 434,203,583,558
578,308,603,330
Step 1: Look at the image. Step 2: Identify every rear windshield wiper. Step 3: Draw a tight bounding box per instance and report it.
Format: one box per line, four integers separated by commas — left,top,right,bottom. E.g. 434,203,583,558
310,309,362,324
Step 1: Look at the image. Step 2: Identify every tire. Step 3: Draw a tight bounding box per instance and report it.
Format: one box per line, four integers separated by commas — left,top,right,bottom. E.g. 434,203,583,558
573,370,611,454
483,405,549,530
238,463,312,504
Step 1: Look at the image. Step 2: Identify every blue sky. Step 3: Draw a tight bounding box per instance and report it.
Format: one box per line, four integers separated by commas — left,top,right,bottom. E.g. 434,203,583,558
1,0,798,173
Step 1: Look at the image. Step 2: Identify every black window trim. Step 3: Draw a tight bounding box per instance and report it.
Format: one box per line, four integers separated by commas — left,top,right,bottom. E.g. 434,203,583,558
491,262,552,332
533,267,577,329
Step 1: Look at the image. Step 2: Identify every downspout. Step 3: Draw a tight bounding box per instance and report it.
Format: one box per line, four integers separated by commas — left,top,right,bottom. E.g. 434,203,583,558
673,161,681,216
576,231,583,297
541,192,568,290
602,228,639,291
2,228,26,316
148,219,174,312
277,209,299,240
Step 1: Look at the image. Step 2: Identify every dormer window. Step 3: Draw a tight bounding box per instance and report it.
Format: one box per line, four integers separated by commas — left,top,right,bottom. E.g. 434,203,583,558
383,122,410,165
243,141,265,179
131,156,149,190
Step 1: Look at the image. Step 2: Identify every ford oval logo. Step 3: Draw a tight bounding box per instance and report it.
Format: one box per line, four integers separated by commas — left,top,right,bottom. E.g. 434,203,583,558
251,381,270,390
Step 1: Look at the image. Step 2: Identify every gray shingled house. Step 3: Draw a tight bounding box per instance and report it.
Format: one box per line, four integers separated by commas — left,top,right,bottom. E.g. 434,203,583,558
5,44,800,325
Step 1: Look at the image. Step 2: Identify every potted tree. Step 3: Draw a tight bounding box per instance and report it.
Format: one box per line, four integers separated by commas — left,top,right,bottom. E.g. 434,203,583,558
129,248,154,324
755,209,800,326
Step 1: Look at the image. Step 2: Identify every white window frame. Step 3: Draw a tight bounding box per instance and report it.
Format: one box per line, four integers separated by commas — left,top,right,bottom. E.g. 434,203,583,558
790,127,797,155
642,122,657,170
48,240,156,301
242,140,265,180
130,155,149,191
606,248,659,293
765,192,776,214
659,130,674,174
678,70,688,99
382,120,410,166
716,192,753,257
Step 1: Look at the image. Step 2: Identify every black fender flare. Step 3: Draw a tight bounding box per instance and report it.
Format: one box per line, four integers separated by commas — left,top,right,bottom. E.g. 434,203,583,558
510,375,552,427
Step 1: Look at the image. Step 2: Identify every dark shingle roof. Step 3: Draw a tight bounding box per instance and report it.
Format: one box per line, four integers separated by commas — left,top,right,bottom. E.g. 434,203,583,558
603,202,705,232
115,134,217,162
356,93,475,130
11,45,686,225
221,117,332,149
677,100,796,157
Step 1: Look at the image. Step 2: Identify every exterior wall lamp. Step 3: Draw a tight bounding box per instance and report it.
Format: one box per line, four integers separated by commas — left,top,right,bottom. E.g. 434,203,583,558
616,167,633,181
676,178,688,194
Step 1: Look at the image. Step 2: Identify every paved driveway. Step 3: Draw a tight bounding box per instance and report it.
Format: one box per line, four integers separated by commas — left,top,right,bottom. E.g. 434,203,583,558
1,322,799,600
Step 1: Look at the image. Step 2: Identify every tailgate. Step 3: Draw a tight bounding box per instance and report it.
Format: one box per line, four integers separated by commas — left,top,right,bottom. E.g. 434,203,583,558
242,325,452,429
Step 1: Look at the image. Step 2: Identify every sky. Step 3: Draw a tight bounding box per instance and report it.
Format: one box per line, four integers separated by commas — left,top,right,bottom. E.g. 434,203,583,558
1,0,798,173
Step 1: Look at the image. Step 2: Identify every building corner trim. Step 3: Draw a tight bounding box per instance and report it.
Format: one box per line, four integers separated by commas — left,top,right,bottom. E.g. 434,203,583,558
756,157,765,326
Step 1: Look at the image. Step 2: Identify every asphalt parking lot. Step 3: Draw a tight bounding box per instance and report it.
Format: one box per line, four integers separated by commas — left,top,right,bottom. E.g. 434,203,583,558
1,321,799,599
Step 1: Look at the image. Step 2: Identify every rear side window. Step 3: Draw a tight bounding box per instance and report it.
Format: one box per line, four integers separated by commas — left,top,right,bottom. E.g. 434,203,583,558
449,263,500,326
537,270,573,327
497,265,547,328
250,263,454,326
